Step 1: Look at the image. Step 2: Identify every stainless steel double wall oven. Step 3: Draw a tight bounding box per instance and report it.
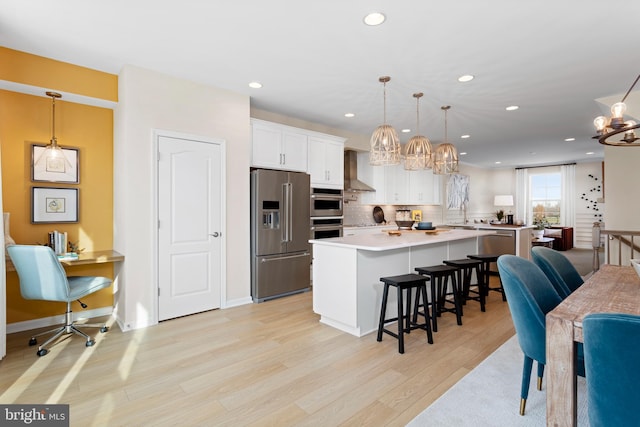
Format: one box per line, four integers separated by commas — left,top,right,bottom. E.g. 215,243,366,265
310,188,343,240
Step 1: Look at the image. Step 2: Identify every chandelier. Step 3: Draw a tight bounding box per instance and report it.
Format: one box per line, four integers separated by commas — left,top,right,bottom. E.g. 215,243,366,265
432,105,459,175
34,92,74,169
370,76,401,165
404,92,433,170
593,74,640,146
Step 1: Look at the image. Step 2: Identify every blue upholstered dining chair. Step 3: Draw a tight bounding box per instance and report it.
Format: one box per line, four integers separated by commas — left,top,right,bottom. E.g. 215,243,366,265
531,246,584,299
497,254,585,415
583,313,640,427
7,245,112,357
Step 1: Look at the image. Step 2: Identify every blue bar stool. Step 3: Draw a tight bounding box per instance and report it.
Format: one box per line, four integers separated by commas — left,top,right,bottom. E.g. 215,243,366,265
376,274,434,354
414,264,462,331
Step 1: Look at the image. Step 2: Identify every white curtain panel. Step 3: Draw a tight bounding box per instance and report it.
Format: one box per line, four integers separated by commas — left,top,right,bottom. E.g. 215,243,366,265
515,168,529,224
561,164,576,227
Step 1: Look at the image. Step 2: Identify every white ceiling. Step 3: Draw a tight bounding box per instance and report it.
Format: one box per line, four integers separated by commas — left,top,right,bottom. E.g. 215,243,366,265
2,0,640,169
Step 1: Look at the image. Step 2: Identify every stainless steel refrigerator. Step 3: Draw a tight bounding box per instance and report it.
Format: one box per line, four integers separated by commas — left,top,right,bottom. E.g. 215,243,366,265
251,169,311,302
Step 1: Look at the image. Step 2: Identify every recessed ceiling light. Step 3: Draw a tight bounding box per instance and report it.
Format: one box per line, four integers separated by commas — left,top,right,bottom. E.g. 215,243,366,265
458,75,474,82
586,151,595,155
248,82,262,89
344,113,355,118
461,134,470,139
363,12,386,26
459,152,467,155
401,128,411,133
565,137,575,142
505,105,519,111
495,161,502,164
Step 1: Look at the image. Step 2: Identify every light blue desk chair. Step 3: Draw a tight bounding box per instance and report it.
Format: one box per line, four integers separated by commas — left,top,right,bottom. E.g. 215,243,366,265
497,254,585,415
583,313,640,427
531,246,584,299
7,245,112,357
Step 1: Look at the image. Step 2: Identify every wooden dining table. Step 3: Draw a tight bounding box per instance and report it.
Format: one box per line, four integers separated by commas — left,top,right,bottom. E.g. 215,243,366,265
546,264,640,426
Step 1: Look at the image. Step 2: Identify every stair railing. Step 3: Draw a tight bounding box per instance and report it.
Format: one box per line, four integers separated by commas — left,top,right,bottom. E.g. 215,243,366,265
592,222,640,271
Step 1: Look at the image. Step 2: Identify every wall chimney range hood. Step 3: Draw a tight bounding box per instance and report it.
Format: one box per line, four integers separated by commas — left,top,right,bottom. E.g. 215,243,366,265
344,150,375,192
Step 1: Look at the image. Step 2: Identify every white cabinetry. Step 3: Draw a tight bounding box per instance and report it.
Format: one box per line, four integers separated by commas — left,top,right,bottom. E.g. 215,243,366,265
358,151,441,205
308,136,344,189
251,119,308,172
407,169,441,205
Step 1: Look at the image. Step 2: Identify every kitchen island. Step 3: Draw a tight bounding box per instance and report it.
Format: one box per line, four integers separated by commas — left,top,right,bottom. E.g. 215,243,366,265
310,228,495,337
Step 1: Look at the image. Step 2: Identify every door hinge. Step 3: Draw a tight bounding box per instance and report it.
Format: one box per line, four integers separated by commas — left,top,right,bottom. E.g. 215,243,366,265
158,288,160,296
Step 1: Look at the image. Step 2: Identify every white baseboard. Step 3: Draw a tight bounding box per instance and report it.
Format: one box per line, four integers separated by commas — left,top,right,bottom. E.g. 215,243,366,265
6,306,113,334
222,296,253,309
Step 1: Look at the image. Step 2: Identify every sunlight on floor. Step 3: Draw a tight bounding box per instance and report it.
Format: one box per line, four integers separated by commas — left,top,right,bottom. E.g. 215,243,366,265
0,339,67,402
46,317,116,403
118,327,145,380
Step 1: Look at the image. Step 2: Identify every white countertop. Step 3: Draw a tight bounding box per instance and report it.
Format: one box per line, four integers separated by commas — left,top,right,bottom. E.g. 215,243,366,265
343,224,395,230
310,228,495,251
446,223,535,231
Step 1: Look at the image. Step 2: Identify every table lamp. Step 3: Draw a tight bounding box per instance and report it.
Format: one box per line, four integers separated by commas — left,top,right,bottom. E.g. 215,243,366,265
494,195,514,224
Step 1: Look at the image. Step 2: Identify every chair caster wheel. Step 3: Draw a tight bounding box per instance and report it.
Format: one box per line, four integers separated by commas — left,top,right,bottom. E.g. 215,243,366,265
36,349,48,357
100,326,109,333
86,340,95,347
29,338,37,346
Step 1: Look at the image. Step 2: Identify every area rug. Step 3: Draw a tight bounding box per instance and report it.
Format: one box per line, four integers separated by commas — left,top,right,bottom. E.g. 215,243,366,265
407,336,589,426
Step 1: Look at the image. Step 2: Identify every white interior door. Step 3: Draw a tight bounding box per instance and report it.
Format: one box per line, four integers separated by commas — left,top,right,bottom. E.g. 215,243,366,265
158,134,222,321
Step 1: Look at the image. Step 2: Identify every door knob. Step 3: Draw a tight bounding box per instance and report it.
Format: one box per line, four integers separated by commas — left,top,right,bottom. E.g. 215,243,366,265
210,232,220,237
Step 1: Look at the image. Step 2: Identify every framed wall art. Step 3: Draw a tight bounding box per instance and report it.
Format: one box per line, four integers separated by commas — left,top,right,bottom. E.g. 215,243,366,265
31,143,80,183
32,187,79,223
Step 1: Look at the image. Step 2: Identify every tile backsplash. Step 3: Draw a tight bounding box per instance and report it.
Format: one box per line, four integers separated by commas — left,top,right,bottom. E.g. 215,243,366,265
343,195,444,226
343,194,496,226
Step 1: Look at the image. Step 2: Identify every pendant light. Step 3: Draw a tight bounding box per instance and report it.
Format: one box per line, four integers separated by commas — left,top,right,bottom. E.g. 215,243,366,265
369,76,401,166
35,91,72,169
404,92,433,170
433,105,459,175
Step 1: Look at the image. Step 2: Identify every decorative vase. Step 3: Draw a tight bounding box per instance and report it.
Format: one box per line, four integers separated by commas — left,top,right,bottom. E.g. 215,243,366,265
533,230,544,240
4,212,16,250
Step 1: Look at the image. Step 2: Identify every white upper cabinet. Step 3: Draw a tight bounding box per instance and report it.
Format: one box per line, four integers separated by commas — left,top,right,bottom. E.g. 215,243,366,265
407,169,441,205
251,119,308,172
251,119,345,188
308,136,344,189
358,151,441,205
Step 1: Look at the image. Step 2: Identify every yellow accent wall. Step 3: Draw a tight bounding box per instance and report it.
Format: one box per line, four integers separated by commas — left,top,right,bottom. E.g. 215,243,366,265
1,49,117,324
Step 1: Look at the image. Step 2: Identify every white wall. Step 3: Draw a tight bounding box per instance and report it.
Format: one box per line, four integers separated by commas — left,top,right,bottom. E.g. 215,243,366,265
574,162,604,248
604,147,640,231
114,65,250,331
444,163,515,224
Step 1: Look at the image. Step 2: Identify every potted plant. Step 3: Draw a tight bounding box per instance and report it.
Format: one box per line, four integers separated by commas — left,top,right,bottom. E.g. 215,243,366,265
532,216,548,239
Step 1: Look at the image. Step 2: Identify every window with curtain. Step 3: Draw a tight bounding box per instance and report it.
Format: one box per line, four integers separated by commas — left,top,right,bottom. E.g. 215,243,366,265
530,172,561,224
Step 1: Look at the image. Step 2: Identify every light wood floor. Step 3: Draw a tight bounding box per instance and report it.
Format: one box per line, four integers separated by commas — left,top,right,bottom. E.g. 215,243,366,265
0,279,514,426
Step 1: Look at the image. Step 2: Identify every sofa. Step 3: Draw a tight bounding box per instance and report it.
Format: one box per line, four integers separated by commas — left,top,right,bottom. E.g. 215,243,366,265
543,226,574,251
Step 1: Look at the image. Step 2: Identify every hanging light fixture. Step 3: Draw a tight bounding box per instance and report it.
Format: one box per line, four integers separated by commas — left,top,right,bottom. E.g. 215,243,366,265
404,92,432,170
433,105,459,175
370,76,401,166
593,74,640,146
35,91,72,169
